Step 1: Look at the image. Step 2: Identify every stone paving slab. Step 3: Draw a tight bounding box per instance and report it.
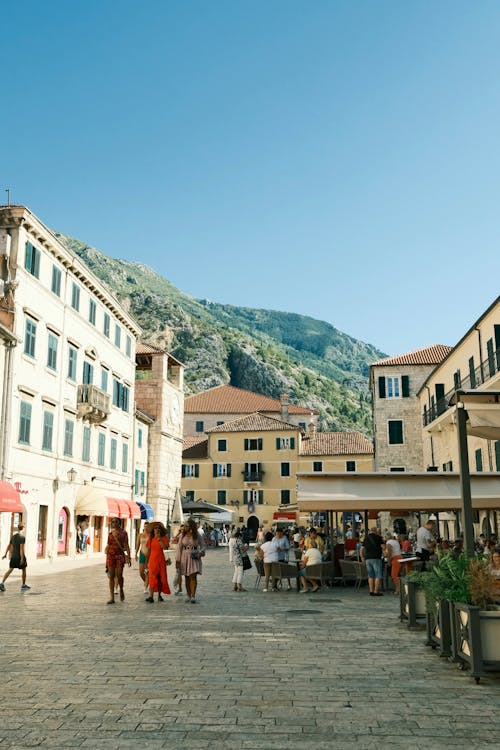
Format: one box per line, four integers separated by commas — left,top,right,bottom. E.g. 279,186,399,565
1,548,500,748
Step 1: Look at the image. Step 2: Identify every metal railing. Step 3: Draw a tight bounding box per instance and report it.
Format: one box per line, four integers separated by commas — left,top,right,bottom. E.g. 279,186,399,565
422,348,500,427
242,471,265,482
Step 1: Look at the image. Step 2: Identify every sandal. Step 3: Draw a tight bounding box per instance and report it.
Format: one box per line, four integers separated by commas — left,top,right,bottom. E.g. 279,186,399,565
107,599,115,605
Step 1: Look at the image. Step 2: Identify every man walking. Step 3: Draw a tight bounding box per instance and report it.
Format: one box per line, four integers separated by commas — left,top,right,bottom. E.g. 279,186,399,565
361,526,384,596
0,523,30,591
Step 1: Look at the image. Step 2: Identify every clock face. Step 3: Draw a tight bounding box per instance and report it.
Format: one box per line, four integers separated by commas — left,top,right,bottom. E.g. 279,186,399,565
170,394,180,423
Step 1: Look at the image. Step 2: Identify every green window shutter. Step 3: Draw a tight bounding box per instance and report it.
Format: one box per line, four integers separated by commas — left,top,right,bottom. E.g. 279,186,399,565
212,464,217,478
290,437,295,449
258,438,263,450
194,464,199,478
181,465,186,478
227,464,231,477
244,438,249,451
401,375,410,397
495,441,500,471
258,490,264,505
243,491,248,505
276,437,281,450
475,449,483,472
378,376,386,398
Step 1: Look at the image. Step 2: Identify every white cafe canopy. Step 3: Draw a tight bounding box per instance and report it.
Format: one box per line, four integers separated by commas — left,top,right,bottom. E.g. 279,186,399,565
297,473,500,513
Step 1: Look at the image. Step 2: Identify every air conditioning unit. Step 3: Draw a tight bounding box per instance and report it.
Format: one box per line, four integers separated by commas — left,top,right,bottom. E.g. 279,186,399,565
0,233,11,257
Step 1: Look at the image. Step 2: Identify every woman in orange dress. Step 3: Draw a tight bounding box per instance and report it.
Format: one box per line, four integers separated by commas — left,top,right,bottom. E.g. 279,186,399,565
145,523,171,603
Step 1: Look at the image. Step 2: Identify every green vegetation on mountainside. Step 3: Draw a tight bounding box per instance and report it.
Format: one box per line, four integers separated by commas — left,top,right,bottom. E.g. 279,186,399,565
54,232,386,434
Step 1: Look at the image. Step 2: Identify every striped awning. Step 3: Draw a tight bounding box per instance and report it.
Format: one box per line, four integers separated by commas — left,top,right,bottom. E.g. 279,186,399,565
0,481,23,513
106,497,134,519
136,501,154,520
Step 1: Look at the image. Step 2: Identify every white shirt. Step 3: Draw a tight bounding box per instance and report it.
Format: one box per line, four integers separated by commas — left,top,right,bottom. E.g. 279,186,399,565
261,540,279,563
416,526,433,553
303,547,322,566
386,538,401,557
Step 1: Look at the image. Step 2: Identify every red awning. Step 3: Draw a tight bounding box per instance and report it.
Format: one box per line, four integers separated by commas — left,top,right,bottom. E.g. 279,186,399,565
0,481,23,513
123,499,141,519
273,512,296,520
106,497,131,519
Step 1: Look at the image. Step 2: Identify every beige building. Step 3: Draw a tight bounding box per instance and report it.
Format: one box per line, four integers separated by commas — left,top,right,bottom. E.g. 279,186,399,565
370,345,452,472
184,385,318,437
182,412,373,538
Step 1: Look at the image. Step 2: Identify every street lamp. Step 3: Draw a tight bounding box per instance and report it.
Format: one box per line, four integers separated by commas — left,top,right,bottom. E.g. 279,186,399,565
449,390,500,556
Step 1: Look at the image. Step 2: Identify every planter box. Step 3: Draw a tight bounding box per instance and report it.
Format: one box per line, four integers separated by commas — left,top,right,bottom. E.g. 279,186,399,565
452,602,500,683
400,578,426,628
425,599,452,657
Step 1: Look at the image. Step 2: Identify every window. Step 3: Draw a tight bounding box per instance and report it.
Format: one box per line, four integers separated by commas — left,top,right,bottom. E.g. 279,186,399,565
89,299,96,325
388,420,404,445
244,462,262,481
82,426,91,462
243,489,263,505
98,433,106,466
442,461,454,472
495,441,500,472
24,317,37,358
185,490,195,502
217,439,227,451
42,411,54,451
112,380,130,412
110,437,117,470
83,361,94,385
213,463,231,478
216,421,224,426
138,428,143,448
281,489,291,505
140,471,145,495
114,324,121,348
390,467,405,472
24,242,40,278
346,461,356,472
281,462,290,477
63,419,74,457
217,490,227,505
313,461,323,472
103,313,110,338
299,422,306,430
122,442,129,473
126,335,132,357
71,283,80,311
47,333,58,371
134,469,140,495
182,464,199,478
276,437,295,450
245,438,263,451
195,421,204,433
67,346,77,381
18,401,32,445
51,265,62,296
378,375,409,398
475,448,483,472
101,367,108,392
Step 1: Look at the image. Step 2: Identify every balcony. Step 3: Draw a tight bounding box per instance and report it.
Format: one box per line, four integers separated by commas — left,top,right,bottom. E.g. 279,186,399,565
423,348,500,428
243,471,265,483
77,384,111,424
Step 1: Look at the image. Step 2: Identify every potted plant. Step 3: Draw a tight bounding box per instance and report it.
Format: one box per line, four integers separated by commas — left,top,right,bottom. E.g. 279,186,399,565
399,574,427,629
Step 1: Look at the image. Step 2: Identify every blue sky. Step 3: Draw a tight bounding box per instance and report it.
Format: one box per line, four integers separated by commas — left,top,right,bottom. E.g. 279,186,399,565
1,1,499,356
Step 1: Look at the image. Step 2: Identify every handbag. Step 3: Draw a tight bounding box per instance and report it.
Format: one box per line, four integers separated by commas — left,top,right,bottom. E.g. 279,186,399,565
191,550,201,560
241,554,252,571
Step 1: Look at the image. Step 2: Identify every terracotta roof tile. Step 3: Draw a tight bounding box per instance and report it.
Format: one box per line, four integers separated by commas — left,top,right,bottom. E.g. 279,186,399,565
371,344,452,367
300,431,374,456
206,412,301,433
184,385,316,415
182,437,208,459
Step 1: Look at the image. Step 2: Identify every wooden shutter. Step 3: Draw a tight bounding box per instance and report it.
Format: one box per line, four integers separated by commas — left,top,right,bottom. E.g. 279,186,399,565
495,441,500,471
401,375,410,397
194,464,199,478
276,437,281,450
227,464,231,477
378,376,386,398
212,464,217,477
243,491,248,505
290,437,295,449
258,490,264,505
258,438,263,450
244,438,249,450
181,464,186,478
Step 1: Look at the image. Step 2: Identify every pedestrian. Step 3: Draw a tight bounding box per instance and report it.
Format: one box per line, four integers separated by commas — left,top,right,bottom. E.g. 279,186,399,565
105,518,131,604
258,531,279,592
0,523,29,591
384,533,402,595
228,529,249,592
361,526,384,597
275,528,292,590
135,522,151,594
145,523,171,603
175,516,206,604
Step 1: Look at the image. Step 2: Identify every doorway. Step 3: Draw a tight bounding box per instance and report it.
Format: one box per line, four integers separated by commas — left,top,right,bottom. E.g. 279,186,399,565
57,508,69,555
247,515,260,542
37,505,48,558
93,517,103,552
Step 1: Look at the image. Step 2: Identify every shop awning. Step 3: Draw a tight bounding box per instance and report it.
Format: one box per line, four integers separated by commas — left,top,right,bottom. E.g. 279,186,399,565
273,511,296,521
136,501,154,520
0,481,23,513
106,497,133,519
122,499,141,519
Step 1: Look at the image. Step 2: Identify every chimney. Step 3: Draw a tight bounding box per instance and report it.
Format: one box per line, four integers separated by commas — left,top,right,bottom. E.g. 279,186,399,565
308,421,316,435
280,393,289,422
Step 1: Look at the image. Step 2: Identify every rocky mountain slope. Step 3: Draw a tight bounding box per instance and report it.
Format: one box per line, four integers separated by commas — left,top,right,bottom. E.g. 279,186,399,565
54,232,386,434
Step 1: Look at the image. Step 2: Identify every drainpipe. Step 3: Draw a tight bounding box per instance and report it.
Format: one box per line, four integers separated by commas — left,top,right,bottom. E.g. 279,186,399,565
0,334,17,481
475,327,484,384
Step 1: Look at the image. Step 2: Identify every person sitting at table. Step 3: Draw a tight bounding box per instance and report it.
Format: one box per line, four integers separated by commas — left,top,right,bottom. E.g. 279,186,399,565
304,528,324,555
299,541,322,593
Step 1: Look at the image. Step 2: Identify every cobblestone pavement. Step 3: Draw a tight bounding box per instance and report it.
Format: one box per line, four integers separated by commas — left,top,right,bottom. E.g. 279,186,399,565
1,548,500,749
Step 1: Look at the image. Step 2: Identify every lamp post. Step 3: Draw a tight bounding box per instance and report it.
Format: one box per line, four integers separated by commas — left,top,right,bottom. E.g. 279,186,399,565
67,467,77,483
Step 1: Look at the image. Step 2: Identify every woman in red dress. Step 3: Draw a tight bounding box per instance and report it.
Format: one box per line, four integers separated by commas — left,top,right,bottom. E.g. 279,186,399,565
145,523,171,603
105,518,131,604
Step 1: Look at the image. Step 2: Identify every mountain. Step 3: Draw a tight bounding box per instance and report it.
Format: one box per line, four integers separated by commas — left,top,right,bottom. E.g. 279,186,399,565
53,232,386,434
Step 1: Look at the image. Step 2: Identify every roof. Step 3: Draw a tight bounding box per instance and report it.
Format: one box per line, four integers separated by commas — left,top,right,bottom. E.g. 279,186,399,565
300,432,374,456
136,341,184,367
182,437,208,459
184,385,315,415
371,344,452,367
206,412,301,433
